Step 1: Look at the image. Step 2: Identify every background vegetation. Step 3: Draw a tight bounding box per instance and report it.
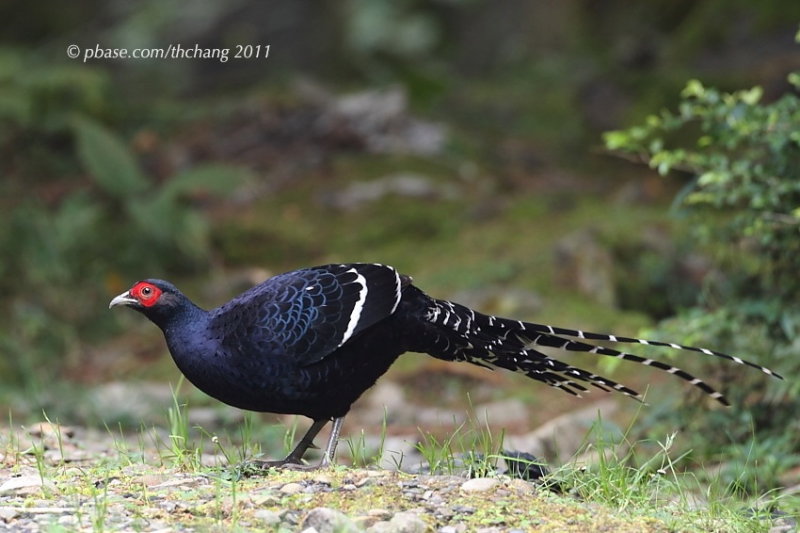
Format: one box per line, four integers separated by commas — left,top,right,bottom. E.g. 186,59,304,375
2,0,799,519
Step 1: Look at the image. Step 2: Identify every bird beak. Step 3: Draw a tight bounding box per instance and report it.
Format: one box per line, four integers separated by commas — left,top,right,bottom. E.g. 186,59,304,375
109,291,138,309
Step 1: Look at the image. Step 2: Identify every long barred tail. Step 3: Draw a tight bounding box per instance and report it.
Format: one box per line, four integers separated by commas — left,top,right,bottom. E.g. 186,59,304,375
419,296,782,406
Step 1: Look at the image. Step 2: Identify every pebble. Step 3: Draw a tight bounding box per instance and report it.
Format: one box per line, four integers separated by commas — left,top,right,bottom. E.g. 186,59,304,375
250,493,280,506
302,507,361,533
508,478,536,495
57,515,78,526
459,477,499,493
367,511,427,533
0,507,18,521
355,476,375,487
313,474,333,485
253,509,282,526
0,475,56,495
280,482,304,495
368,509,393,520
438,525,467,533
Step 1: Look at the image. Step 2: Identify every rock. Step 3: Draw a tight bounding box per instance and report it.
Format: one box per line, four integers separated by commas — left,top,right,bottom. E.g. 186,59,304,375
302,507,360,533
90,382,173,422
508,478,537,495
0,475,56,495
280,482,304,495
26,422,75,440
0,507,18,521
320,173,457,211
415,406,466,428
149,476,207,489
770,515,798,533
368,509,394,520
253,509,282,526
363,381,408,419
368,511,428,533
460,477,500,493
473,398,529,427
504,399,619,461
314,87,447,156
57,515,78,527
377,436,420,470
438,526,467,533
313,474,333,485
553,228,617,307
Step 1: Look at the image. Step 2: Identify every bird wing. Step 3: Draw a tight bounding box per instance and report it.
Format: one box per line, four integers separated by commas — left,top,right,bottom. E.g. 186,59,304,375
207,263,404,366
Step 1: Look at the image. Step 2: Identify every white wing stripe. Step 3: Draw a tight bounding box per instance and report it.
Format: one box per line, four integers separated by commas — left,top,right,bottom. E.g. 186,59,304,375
339,268,369,347
389,267,402,314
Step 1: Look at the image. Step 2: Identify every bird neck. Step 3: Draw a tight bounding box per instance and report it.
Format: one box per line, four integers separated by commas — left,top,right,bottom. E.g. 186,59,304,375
149,297,208,336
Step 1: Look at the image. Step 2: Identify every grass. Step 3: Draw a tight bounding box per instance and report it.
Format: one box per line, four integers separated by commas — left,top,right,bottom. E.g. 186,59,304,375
0,397,791,532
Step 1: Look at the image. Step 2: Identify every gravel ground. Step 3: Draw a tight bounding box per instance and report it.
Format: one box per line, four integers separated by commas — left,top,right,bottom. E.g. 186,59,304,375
0,422,684,532
0,412,794,532
0,463,675,532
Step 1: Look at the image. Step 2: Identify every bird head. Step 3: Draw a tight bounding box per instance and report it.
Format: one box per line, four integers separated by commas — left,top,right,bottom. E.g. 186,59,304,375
109,279,188,327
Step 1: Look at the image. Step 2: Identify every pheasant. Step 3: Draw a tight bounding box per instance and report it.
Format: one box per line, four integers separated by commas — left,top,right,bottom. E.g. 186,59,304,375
109,263,781,468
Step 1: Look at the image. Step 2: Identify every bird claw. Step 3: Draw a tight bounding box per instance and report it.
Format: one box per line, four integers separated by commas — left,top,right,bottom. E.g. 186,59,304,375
235,458,305,476
279,462,326,472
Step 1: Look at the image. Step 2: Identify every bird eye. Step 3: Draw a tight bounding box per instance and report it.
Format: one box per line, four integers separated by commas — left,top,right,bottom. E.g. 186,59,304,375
142,286,152,296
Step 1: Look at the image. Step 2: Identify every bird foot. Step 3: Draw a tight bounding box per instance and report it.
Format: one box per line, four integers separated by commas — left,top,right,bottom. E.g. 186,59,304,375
237,456,331,476
233,458,300,476
277,462,326,472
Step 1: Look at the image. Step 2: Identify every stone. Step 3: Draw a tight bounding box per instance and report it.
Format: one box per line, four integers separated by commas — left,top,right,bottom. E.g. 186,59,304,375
473,398,529,427
553,228,617,307
460,477,500,493
415,406,466,428
302,507,360,533
368,509,393,520
388,512,428,533
504,399,619,462
367,511,428,533
313,474,333,485
0,475,56,495
280,482,304,495
253,509,282,526
90,382,174,421
0,507,18,521
508,478,537,495
321,173,456,211
377,435,420,470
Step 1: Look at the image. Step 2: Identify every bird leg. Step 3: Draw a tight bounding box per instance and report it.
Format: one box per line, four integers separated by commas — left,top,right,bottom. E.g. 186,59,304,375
279,416,345,471
248,418,329,469
318,416,344,468
248,417,345,471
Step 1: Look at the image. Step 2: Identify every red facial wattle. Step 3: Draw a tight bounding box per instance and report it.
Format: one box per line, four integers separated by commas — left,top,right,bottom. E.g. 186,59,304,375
130,282,162,307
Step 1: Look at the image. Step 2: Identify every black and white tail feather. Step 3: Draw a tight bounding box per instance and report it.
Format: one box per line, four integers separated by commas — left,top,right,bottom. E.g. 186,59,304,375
421,296,782,406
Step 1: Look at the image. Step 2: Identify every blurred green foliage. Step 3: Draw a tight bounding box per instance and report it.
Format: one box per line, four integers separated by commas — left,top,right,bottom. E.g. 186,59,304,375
0,56,252,397
604,33,800,492
0,48,108,135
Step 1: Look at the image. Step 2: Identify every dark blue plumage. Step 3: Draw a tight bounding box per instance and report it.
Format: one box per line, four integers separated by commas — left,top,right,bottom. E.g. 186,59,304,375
110,263,782,468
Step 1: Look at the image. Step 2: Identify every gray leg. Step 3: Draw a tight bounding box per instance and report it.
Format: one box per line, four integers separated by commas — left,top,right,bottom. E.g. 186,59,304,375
318,416,344,468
